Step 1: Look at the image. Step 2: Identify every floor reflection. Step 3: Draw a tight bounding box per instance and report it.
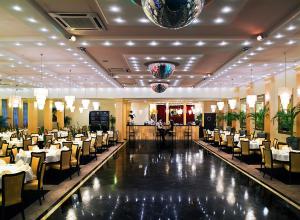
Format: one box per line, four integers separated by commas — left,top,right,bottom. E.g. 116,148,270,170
49,141,300,219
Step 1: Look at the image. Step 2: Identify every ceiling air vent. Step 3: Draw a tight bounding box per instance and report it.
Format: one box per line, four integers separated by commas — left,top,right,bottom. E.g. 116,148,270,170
108,68,131,73
49,13,106,31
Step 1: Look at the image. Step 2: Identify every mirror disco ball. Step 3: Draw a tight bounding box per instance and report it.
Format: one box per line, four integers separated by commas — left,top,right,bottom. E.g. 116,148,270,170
149,62,175,79
141,0,205,29
151,82,169,93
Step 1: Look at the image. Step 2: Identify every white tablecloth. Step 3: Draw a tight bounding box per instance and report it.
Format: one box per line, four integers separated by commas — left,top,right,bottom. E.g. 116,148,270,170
8,139,23,148
0,163,33,189
221,133,240,142
237,140,260,150
16,147,69,164
271,148,300,162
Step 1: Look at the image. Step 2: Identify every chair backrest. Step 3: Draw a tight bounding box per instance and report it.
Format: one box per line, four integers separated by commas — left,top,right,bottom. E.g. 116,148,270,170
103,133,108,145
96,135,103,147
44,141,51,149
45,134,53,143
60,150,71,170
28,145,38,151
263,140,271,149
214,132,220,142
67,132,72,141
30,156,41,178
90,137,96,148
32,136,38,145
227,135,234,147
23,139,32,151
289,152,300,173
51,143,61,149
53,132,58,140
62,142,72,149
71,144,78,159
82,141,90,156
1,143,8,156
0,156,11,164
273,138,279,149
2,171,25,207
11,147,18,162
241,140,250,156
263,148,272,168
31,152,46,171
38,163,46,188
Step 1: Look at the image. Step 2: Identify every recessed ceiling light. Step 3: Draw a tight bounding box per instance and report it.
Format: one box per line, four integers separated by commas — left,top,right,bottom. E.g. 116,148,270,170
287,40,296,45
256,34,264,41
192,18,201,24
27,17,37,23
36,42,44,46
264,40,273,45
286,25,296,31
160,57,167,60
172,41,182,46
256,47,264,51
145,57,152,60
129,57,137,60
40,27,48,32
242,41,251,46
103,41,112,46
126,41,135,46
221,6,233,14
196,41,205,46
15,42,22,46
69,35,76,42
189,75,195,78
138,17,150,23
219,41,228,46
58,42,65,46
109,5,121,13
81,41,89,46
214,17,224,24
175,57,182,60
114,17,126,23
249,52,256,56
149,41,159,46
12,5,22,11
49,35,57,40
177,75,182,78
274,33,284,39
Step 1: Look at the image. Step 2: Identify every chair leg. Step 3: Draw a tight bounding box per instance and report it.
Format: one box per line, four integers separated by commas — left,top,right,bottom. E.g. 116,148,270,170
263,167,266,177
38,189,42,205
2,206,5,220
69,169,72,180
21,202,25,220
42,187,45,200
289,172,292,184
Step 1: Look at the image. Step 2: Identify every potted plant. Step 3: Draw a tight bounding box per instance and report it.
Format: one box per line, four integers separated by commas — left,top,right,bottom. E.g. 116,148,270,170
273,104,300,149
247,106,269,131
195,113,202,125
109,115,116,131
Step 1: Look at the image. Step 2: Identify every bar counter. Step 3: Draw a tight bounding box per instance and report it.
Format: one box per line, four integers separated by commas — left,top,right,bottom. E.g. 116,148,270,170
126,125,199,140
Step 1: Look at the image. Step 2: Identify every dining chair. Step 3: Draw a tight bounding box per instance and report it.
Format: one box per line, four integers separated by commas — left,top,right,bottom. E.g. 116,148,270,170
273,138,279,149
23,139,32,151
28,145,39,151
1,171,26,220
214,132,221,147
11,147,18,163
102,133,109,149
31,152,46,171
0,143,9,157
62,142,72,149
50,143,61,149
284,151,300,183
45,134,53,144
31,136,38,145
95,135,103,152
0,156,11,164
24,162,46,205
30,156,41,181
82,141,91,161
80,136,88,141
260,146,265,170
240,140,252,161
50,150,72,179
263,148,283,180
262,140,271,149
71,144,81,176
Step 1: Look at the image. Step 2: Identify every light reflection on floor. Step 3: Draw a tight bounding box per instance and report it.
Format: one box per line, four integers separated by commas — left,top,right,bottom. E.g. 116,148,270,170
49,141,300,219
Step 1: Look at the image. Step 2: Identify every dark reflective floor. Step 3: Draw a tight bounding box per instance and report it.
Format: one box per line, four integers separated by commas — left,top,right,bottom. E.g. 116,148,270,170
49,141,300,219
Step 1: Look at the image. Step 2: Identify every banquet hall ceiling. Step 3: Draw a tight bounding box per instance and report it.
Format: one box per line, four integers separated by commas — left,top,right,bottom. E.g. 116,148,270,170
1,0,300,88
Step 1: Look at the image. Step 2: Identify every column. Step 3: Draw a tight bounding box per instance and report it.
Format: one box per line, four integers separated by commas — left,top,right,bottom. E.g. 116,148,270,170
166,102,169,124
56,107,64,129
232,88,240,130
44,100,53,131
296,70,300,136
7,101,13,128
115,99,124,140
28,99,38,133
183,102,187,125
265,77,272,138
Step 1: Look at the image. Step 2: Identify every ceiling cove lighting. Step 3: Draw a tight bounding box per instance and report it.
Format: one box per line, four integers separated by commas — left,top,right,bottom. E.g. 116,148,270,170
279,52,292,111
141,0,205,29
147,62,176,79
93,102,100,110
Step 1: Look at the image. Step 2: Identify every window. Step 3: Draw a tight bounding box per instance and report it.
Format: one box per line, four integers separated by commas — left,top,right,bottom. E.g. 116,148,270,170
13,107,18,128
23,102,28,128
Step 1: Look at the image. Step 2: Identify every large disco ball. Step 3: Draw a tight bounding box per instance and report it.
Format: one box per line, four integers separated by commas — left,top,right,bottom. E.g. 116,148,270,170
151,82,169,93
148,62,175,79
141,0,205,29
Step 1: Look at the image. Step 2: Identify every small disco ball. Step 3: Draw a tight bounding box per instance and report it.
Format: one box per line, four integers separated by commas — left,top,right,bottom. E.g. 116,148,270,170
141,0,205,29
151,82,169,93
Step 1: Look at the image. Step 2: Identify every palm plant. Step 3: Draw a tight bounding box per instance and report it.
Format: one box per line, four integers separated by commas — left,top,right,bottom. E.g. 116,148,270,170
247,106,269,131
223,112,239,126
238,111,246,128
273,104,300,137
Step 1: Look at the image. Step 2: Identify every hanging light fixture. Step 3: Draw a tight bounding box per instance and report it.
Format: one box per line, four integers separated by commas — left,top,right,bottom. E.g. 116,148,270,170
93,101,100,110
69,106,75,113
217,101,224,111
55,101,64,112
211,105,217,113
9,73,22,108
151,82,169,93
34,53,48,110
279,52,292,111
79,107,84,113
147,61,176,79
228,99,237,110
246,67,257,108
65,69,75,109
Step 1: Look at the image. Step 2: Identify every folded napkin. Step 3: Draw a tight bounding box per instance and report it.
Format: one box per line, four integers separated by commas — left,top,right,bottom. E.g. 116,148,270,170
15,159,25,167
18,149,27,157
18,163,30,171
62,146,69,151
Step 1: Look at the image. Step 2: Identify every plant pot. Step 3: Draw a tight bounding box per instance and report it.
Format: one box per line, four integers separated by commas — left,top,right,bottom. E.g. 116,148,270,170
286,136,300,150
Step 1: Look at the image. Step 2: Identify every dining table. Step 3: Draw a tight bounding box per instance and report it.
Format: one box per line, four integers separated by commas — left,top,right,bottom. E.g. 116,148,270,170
16,146,70,164
237,139,262,150
271,147,300,162
0,161,33,189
